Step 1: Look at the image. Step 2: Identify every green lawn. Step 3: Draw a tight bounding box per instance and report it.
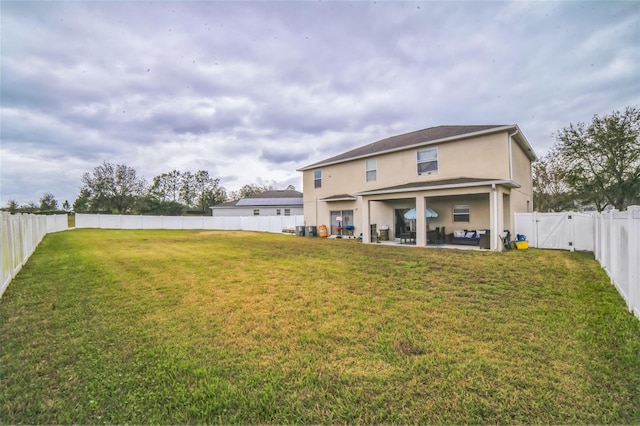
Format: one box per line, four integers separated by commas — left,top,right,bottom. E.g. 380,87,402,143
1,229,639,424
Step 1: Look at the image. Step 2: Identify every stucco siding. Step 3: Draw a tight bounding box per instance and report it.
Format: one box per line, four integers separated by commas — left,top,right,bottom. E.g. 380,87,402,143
512,139,533,194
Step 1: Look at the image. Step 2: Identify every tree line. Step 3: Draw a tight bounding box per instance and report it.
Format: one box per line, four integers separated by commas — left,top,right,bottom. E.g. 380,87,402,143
534,106,640,212
4,164,293,216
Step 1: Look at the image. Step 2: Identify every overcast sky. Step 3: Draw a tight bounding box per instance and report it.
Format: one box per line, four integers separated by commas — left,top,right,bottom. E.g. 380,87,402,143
1,1,638,207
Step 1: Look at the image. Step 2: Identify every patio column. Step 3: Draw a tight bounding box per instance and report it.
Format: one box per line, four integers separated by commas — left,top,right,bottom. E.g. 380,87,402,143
490,186,499,250
416,196,427,247
361,198,371,244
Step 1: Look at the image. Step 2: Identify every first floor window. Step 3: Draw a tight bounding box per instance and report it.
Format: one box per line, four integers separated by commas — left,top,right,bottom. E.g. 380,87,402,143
453,205,470,222
417,147,438,175
253,209,260,216
314,169,322,188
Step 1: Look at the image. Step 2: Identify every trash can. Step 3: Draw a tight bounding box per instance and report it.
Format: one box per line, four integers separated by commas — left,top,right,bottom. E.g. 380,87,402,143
370,224,378,242
306,226,317,237
295,226,305,237
379,229,389,241
479,233,490,249
318,225,328,237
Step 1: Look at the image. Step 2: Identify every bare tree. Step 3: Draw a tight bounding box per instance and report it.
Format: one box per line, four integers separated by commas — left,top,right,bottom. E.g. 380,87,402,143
532,151,574,212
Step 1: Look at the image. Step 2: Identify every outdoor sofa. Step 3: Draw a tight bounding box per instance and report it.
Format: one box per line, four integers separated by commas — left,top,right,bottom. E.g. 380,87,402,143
446,229,489,246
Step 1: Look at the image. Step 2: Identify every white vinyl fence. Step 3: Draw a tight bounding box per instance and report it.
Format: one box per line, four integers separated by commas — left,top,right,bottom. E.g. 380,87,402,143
515,206,640,319
75,213,305,234
1,212,68,298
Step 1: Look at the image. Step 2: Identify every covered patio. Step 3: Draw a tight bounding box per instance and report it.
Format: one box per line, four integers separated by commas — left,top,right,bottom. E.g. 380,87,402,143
356,178,518,251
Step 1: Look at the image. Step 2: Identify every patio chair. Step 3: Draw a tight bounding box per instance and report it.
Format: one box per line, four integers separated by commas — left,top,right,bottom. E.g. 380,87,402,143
502,230,511,251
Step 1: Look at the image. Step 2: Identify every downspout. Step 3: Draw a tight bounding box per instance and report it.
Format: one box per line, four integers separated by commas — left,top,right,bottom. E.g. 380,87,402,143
493,183,499,250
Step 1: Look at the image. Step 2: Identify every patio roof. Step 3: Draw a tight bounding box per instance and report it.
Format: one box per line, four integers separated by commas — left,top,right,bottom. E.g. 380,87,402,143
355,177,520,196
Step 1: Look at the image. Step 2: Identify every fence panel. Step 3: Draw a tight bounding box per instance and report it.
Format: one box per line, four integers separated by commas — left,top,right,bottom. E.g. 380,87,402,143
74,213,304,234
1,213,68,298
610,213,629,306
573,213,595,252
516,207,640,319
120,215,143,229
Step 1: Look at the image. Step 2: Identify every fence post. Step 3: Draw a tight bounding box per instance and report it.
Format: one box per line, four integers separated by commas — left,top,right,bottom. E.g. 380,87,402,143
607,210,615,280
568,212,575,252
594,212,600,262
532,212,536,248
628,206,640,317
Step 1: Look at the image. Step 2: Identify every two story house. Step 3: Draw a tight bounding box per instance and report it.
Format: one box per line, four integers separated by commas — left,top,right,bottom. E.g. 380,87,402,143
297,125,537,250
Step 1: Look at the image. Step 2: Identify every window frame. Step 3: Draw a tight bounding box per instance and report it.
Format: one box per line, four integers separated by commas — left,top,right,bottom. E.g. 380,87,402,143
314,169,322,188
253,209,260,216
365,158,377,182
284,208,291,216
453,205,470,222
276,209,281,216
417,147,438,176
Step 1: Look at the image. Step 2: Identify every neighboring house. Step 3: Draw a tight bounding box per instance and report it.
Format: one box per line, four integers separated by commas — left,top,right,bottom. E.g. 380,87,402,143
297,125,537,250
211,190,303,217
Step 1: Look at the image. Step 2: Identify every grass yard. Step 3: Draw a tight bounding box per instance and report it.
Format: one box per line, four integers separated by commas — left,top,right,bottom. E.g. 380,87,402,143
1,229,639,424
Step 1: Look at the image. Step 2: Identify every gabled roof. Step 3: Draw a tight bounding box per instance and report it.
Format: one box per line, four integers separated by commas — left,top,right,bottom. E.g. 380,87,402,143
298,124,536,171
213,190,303,208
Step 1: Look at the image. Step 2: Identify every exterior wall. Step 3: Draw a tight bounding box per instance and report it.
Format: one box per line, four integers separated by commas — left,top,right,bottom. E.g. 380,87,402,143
428,194,491,234
305,132,512,195
302,131,517,227
511,138,533,191
212,206,303,217
510,137,533,227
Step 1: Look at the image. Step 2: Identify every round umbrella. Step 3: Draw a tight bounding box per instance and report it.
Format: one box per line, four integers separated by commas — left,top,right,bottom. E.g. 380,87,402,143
404,207,438,219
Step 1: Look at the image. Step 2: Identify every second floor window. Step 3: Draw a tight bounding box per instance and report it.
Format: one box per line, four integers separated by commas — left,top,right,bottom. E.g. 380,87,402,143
366,159,377,182
253,209,260,216
314,169,322,188
276,209,281,215
284,209,291,216
417,147,438,175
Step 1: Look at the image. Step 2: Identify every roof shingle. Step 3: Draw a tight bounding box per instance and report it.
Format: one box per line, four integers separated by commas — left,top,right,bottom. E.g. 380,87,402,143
299,125,510,170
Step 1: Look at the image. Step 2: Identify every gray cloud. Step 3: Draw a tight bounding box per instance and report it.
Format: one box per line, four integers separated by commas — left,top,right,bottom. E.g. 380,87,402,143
1,1,638,205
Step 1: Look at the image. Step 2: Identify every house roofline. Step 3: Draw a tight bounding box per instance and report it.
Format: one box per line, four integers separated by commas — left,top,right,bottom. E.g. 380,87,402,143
319,195,357,202
298,125,535,171
355,179,520,196
211,204,303,209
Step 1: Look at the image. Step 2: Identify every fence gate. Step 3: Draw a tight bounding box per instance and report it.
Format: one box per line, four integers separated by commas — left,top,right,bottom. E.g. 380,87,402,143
534,213,569,250
515,212,595,252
